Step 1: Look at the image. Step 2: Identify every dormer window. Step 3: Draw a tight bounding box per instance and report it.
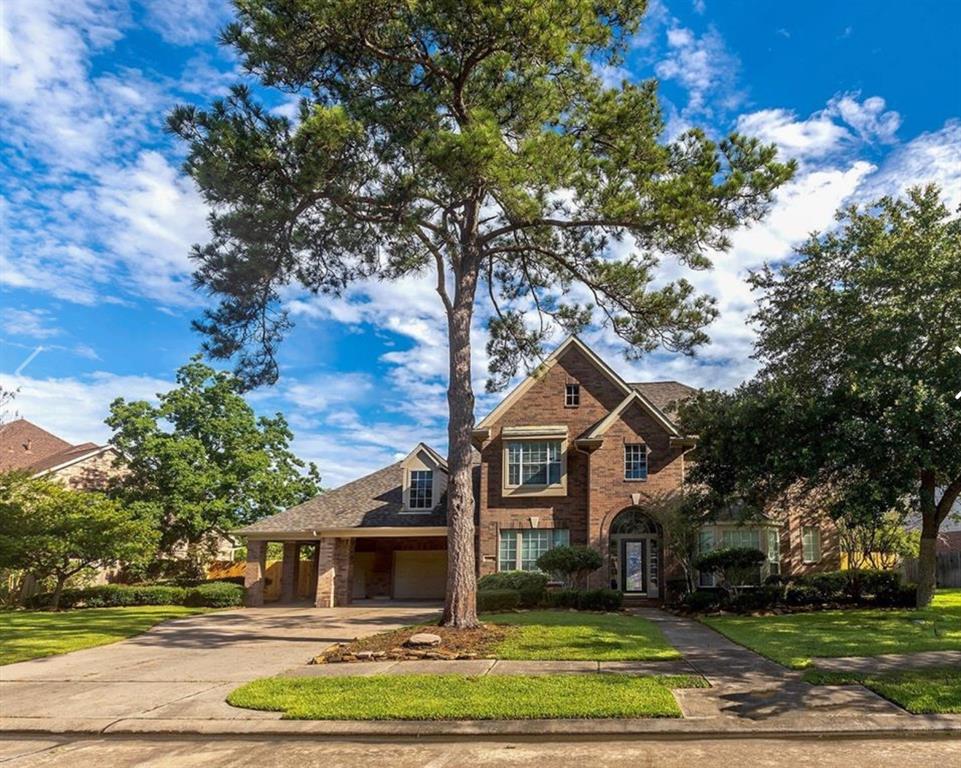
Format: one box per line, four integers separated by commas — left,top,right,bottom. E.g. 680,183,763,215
409,469,433,509
565,383,580,407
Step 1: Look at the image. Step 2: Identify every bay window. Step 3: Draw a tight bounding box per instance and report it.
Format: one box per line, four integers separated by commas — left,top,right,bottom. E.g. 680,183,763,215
498,529,570,571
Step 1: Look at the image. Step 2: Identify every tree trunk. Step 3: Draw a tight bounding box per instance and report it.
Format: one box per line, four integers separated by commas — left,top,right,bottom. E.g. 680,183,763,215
441,261,480,628
916,471,939,607
50,575,67,611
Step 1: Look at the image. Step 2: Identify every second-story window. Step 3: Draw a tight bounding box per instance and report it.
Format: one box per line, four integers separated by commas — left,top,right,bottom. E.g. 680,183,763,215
507,441,562,486
624,443,648,480
565,383,580,407
409,469,433,509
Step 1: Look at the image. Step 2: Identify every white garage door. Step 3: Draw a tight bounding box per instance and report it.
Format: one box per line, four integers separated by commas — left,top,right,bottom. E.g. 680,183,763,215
393,550,447,600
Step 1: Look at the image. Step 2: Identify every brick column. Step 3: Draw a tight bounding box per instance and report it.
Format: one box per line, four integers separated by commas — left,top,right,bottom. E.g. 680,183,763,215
244,539,267,607
280,542,299,603
314,538,336,607
333,538,355,605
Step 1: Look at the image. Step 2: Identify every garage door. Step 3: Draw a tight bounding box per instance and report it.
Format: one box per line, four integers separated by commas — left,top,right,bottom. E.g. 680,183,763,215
393,550,447,600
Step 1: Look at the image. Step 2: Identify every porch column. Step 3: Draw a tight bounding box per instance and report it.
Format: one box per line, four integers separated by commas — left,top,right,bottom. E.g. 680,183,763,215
333,538,355,606
280,542,299,603
244,539,267,607
314,538,336,607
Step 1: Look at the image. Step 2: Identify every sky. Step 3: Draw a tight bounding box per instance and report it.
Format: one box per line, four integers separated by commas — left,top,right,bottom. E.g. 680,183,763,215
1,0,960,487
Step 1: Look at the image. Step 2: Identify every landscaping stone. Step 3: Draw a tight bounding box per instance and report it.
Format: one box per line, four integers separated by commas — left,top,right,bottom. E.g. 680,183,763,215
406,632,442,647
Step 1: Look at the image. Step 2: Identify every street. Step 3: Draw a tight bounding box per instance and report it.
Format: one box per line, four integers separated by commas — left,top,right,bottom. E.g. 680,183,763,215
1,736,959,767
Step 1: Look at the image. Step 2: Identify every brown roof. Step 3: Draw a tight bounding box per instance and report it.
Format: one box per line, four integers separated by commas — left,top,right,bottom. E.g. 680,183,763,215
0,419,73,472
26,443,109,474
238,461,449,535
630,381,698,418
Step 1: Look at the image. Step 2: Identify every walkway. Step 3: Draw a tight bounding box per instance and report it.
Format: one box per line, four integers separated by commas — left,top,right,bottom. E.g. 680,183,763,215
633,609,907,721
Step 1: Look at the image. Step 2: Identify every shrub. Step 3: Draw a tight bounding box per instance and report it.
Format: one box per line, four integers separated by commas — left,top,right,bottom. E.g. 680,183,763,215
801,571,848,602
544,588,622,611
694,547,766,597
535,546,603,587
680,590,721,613
477,589,521,612
875,583,917,607
728,584,782,612
477,571,547,607
784,583,820,606
184,581,243,607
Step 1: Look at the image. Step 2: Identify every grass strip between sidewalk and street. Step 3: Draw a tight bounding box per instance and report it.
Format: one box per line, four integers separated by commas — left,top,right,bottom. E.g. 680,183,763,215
803,667,961,714
700,589,961,669
0,606,210,665
227,674,708,720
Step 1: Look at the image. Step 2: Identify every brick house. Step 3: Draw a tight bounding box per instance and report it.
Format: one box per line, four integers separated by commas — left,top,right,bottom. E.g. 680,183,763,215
238,337,838,606
0,418,123,490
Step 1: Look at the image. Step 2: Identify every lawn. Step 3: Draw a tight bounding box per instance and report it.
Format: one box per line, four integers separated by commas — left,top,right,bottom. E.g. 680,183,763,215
227,674,707,720
0,606,209,665
702,589,961,669
486,610,681,661
803,667,961,714
334,610,681,662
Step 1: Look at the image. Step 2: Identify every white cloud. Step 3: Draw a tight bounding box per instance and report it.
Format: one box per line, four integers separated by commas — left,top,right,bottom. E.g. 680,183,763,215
655,25,743,115
861,119,961,208
826,93,901,144
2,309,61,339
141,0,231,46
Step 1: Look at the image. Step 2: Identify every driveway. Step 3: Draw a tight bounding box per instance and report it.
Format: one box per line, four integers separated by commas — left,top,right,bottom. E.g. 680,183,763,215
0,603,440,732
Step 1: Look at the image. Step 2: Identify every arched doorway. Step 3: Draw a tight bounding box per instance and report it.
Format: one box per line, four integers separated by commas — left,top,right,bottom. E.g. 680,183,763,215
608,508,661,598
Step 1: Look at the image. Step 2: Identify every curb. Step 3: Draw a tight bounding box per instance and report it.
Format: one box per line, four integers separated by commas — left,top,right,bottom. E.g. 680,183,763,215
3,715,961,741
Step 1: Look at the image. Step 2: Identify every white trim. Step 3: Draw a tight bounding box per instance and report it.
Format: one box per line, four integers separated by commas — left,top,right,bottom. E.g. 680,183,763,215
502,425,568,439
243,527,449,540
476,336,632,429
582,390,681,439
402,442,448,472
31,445,119,477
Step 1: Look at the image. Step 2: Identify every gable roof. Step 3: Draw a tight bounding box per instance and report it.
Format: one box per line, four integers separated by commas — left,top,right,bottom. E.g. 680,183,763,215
630,381,698,418
580,390,682,440
0,419,74,472
238,444,456,536
476,336,632,430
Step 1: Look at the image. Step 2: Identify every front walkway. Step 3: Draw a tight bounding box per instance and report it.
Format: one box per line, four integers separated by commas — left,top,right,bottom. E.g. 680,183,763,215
813,650,961,674
0,603,440,732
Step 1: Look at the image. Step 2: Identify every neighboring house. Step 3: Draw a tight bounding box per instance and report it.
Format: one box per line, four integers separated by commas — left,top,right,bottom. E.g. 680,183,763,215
0,418,122,490
238,336,837,607
906,490,961,554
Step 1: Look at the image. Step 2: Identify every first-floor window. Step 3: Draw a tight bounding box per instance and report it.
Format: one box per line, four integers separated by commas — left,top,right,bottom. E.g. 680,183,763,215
802,526,821,563
408,470,433,509
697,529,715,587
506,440,562,486
498,529,570,571
698,526,780,586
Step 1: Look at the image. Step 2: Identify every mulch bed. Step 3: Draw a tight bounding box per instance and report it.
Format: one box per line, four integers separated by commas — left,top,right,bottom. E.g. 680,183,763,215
313,622,517,664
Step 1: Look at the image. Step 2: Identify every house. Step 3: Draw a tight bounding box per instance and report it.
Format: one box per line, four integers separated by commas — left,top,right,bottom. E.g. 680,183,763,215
238,337,837,607
0,418,123,490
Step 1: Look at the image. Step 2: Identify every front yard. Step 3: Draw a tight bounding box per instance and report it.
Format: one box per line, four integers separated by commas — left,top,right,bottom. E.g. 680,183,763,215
339,610,680,662
0,606,210,665
803,667,961,714
701,589,961,669
228,673,707,720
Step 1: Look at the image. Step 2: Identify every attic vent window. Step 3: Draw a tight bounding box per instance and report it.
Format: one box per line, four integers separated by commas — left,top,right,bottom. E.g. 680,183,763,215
409,469,434,509
565,383,580,407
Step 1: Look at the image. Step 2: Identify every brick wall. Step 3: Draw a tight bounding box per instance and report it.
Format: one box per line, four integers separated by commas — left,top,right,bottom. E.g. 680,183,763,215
50,450,125,491
477,344,688,591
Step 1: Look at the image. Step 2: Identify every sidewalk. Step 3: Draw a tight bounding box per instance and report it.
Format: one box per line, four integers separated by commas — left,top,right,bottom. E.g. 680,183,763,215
813,650,961,674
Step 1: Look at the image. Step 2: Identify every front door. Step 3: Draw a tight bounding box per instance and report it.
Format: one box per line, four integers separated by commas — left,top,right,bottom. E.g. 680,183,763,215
621,539,646,593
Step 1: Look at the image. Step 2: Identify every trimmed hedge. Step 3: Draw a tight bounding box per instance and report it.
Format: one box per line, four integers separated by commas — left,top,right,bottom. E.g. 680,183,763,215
544,588,623,611
477,571,547,608
477,589,521,612
681,569,916,614
29,581,244,610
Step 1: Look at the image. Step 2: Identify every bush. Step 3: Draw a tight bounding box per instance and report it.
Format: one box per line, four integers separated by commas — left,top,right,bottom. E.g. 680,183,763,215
784,583,820,607
535,546,603,587
802,571,848,601
728,584,782,612
875,583,917,607
477,571,547,607
477,589,521,612
27,581,243,609
694,547,766,595
680,590,721,613
184,581,244,607
544,588,622,611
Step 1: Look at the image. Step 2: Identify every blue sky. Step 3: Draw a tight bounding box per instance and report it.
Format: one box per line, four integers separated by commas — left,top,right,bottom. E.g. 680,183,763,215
2,0,960,486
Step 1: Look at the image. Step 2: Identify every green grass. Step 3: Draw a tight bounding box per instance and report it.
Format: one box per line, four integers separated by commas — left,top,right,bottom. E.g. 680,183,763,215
702,589,961,669
485,610,681,661
227,674,707,720
0,606,210,665
803,667,961,714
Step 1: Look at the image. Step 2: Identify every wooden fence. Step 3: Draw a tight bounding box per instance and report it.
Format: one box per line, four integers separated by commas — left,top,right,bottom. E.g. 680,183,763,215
904,551,961,588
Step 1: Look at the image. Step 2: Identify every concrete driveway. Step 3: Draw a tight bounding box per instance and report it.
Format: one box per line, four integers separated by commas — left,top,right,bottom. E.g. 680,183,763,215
0,603,440,732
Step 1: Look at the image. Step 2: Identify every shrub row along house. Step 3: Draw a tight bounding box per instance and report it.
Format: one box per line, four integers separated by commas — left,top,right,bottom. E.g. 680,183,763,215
239,337,837,606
